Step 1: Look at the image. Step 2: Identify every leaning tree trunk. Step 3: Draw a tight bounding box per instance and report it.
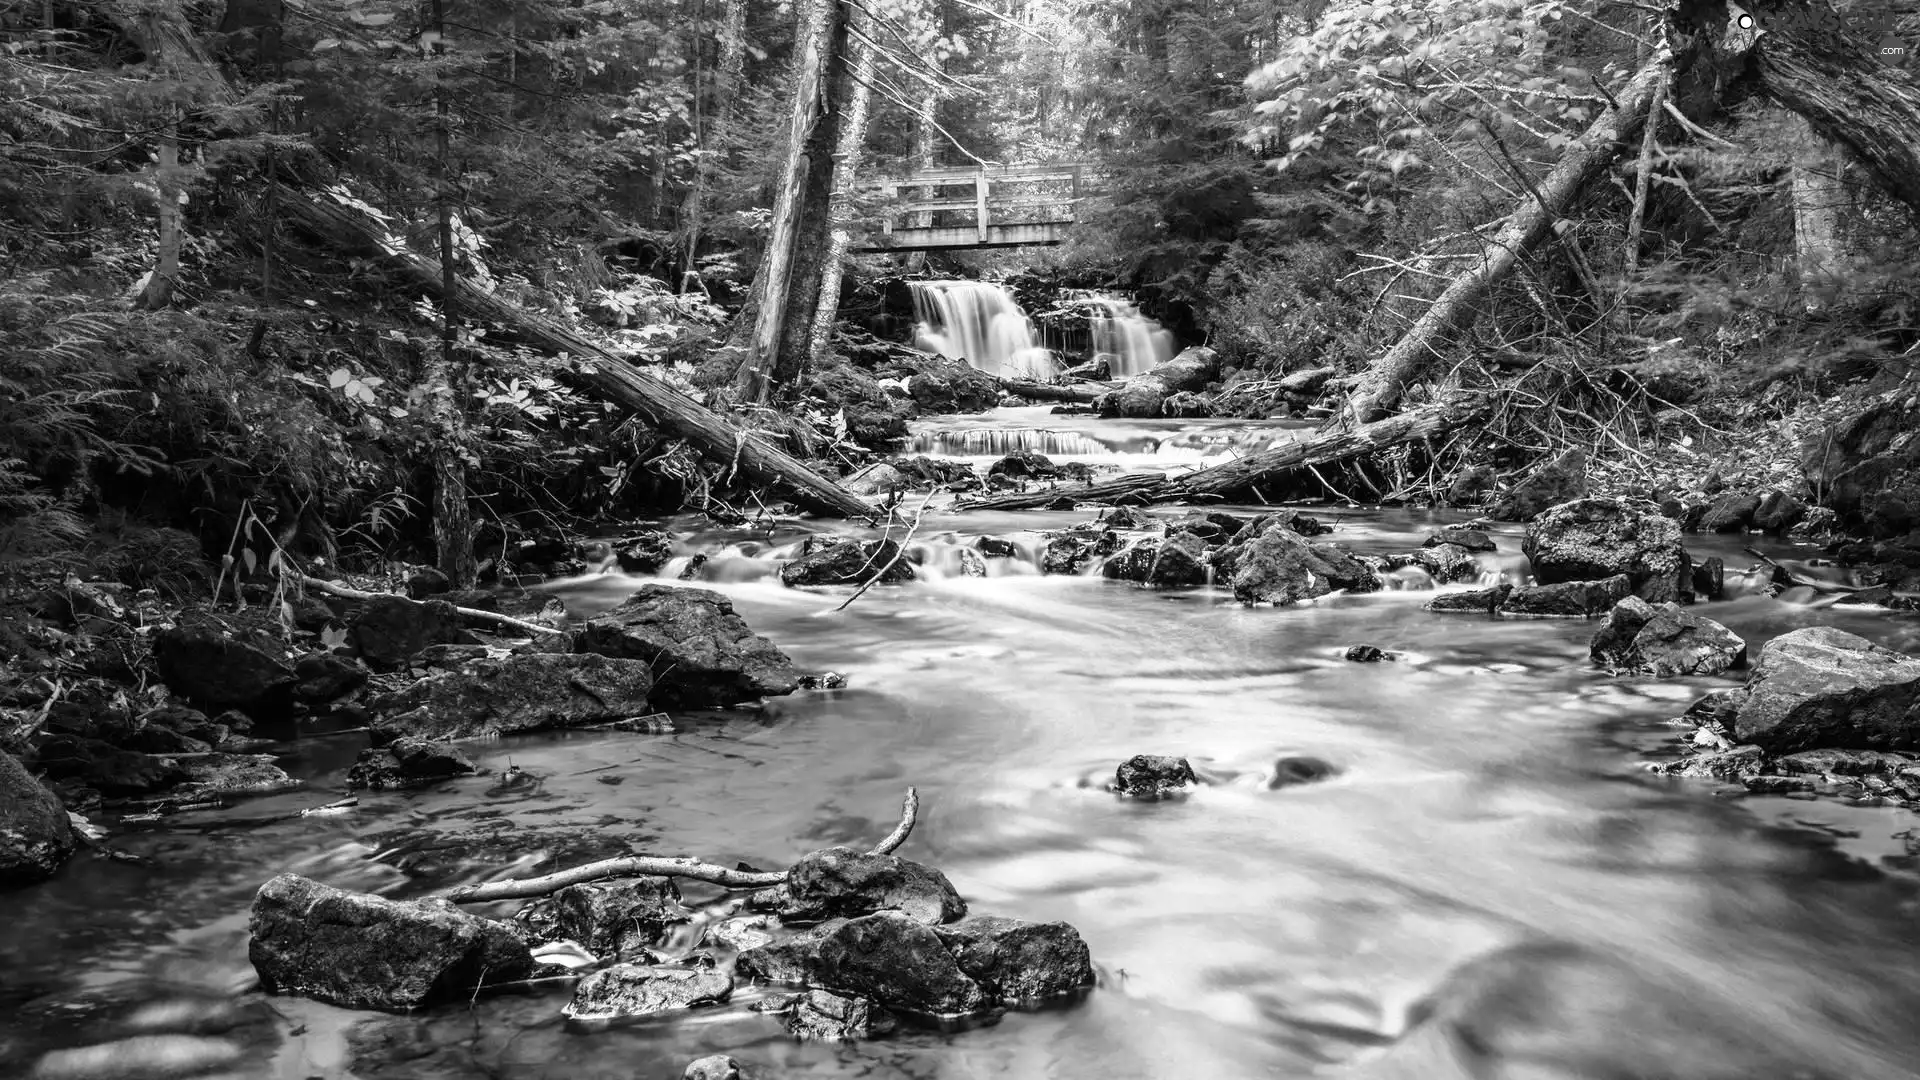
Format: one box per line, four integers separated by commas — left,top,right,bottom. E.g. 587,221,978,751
805,4,876,370
1676,0,1920,220
1339,56,1670,425
731,0,849,404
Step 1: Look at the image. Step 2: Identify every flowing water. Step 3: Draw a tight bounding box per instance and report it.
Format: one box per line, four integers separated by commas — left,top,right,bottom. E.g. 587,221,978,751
10,421,1920,1079
912,281,1056,380
1067,291,1175,378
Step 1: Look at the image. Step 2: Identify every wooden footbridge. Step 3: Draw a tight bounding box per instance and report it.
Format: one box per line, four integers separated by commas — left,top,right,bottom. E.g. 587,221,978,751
858,162,1091,252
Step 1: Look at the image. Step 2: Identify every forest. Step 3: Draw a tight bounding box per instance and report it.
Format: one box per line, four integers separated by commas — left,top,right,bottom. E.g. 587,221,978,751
4,0,1920,1077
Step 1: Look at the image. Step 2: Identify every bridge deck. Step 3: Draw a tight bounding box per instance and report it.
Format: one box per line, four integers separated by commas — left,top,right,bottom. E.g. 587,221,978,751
857,162,1089,252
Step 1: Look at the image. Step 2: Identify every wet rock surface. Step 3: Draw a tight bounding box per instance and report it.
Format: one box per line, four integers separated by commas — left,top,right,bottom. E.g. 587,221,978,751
765,988,897,1040
346,737,477,790
0,748,75,885
1423,583,1512,614
1589,597,1747,677
1101,532,1210,588
1343,644,1396,662
1522,498,1689,602
563,963,732,1020
1113,754,1197,798
1426,527,1496,552
683,1055,750,1080
1229,528,1379,605
151,623,295,717
514,876,687,962
369,652,654,742
780,538,915,588
1502,575,1633,618
1268,755,1342,788
613,530,676,574
573,584,799,708
248,873,532,1010
931,915,1095,1002
349,596,476,670
736,911,991,1017
781,847,967,926
1711,627,1920,752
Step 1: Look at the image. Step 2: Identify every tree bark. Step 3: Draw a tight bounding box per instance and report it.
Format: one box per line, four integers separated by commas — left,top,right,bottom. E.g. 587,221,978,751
425,0,477,588
805,4,876,370
994,375,1105,403
136,118,181,310
282,190,876,520
963,396,1487,511
1340,57,1669,425
1785,113,1857,295
731,0,845,403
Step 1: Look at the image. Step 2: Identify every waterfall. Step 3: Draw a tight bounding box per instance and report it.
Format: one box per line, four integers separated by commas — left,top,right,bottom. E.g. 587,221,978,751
910,280,1056,379
1072,292,1174,378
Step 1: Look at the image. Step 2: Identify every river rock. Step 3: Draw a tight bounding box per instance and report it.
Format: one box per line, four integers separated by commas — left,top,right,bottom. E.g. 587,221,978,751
1772,748,1916,776
1698,492,1761,533
290,652,368,705
33,736,189,795
348,595,475,670
901,354,999,414
1426,527,1496,553
1161,391,1213,418
1423,584,1512,614
168,753,299,800
1589,597,1746,676
1403,542,1481,585
1715,627,1920,752
1062,356,1110,380
563,963,731,1020
1097,347,1220,418
987,451,1060,480
684,1056,749,1080
1,749,76,886
1042,536,1094,575
1752,492,1809,534
1101,532,1210,588
1502,575,1632,618
369,653,654,742
1344,644,1396,662
1249,508,1329,538
1692,556,1726,601
513,876,687,962
780,538,915,588
613,530,676,574
151,623,296,716
1650,744,1765,781
573,584,799,709
1229,528,1379,605
932,915,1095,1002
736,911,991,1017
1490,447,1589,522
1269,755,1342,788
782,847,967,926
1113,754,1196,798
248,873,532,1010
771,988,898,1040
346,737,476,790
1521,498,1689,603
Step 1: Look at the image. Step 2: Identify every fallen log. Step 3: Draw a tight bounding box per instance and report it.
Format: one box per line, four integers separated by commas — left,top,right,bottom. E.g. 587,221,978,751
994,376,1105,404
281,189,876,521
290,573,564,637
435,787,918,903
959,395,1487,511
1341,56,1670,425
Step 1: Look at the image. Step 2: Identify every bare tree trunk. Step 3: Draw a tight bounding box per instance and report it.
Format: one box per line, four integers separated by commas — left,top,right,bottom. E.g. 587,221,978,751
807,5,876,368
1340,57,1668,425
426,0,476,587
1786,113,1856,299
137,118,181,310
731,0,850,403
679,0,747,292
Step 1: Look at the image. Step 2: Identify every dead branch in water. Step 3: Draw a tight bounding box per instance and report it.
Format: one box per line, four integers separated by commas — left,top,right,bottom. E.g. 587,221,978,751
834,494,932,612
291,573,565,638
435,787,919,904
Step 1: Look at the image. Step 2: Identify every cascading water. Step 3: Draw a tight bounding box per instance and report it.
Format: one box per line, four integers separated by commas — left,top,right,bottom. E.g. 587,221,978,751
1071,291,1175,377
911,280,1056,379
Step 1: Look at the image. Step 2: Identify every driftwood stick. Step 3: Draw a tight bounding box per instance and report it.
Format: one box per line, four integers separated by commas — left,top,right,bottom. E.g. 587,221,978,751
436,786,920,904
994,375,1105,403
293,573,565,637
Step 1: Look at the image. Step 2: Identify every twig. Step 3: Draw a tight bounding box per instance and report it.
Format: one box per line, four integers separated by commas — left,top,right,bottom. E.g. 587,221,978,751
434,786,920,904
849,67,993,166
834,493,931,612
291,573,565,637
944,0,1053,44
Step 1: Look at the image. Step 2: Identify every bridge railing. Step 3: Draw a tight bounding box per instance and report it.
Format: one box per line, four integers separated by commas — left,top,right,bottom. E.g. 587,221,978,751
870,162,1093,246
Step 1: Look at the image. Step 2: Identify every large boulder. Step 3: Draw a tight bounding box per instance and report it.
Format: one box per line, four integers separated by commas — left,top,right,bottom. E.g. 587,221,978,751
1229,528,1379,605
1801,396,1920,539
1100,532,1211,588
572,584,799,709
736,911,991,1017
562,964,731,1020
780,538,915,588
0,749,76,885
369,653,654,742
781,847,967,926
151,623,295,716
349,596,474,670
931,915,1095,1002
248,873,532,1010
1521,498,1689,602
1502,575,1632,617
1589,597,1747,676
895,353,999,414
1713,627,1920,752
514,876,687,962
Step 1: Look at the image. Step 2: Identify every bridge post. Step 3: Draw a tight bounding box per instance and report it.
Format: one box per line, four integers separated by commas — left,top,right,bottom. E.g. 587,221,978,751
975,173,989,243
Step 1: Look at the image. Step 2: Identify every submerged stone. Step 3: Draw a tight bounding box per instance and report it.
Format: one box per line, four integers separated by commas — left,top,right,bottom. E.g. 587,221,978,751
1268,756,1342,789
562,963,731,1020
774,988,897,1040
780,538,915,588
346,737,476,790
683,1056,749,1080
737,912,991,1017
369,652,654,742
1113,754,1197,798
1344,644,1396,662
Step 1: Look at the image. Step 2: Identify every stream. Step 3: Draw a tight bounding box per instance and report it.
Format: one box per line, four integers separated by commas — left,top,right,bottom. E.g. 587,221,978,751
9,411,1920,1079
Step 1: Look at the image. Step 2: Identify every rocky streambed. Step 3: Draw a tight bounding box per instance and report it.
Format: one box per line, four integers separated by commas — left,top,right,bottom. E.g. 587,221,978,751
5,491,1920,1079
